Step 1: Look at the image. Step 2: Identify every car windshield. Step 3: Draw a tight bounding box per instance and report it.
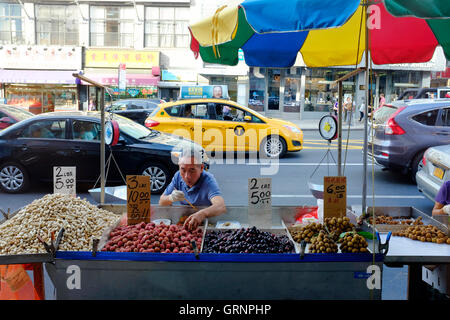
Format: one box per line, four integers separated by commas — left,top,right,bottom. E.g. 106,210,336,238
372,105,399,125
1,106,33,121
113,115,158,139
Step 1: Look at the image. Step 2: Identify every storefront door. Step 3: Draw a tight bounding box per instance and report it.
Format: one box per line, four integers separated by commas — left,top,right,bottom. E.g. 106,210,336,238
268,69,281,111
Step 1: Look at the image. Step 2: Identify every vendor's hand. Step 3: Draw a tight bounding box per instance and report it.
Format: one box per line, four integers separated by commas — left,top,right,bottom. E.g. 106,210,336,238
443,205,450,214
183,212,205,231
168,189,185,203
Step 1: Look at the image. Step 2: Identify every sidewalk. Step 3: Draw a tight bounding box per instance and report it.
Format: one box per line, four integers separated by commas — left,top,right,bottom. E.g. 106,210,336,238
281,116,366,131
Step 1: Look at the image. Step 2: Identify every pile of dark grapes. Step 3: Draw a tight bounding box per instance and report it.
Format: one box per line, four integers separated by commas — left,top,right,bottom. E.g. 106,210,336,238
203,226,295,254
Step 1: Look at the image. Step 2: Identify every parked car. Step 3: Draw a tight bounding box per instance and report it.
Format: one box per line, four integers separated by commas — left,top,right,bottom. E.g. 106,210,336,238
106,98,165,126
0,111,207,194
0,104,34,130
398,87,450,100
368,99,450,182
416,144,450,203
144,98,303,158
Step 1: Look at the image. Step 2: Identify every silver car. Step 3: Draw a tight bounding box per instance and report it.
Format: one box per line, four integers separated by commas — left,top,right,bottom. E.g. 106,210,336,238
416,144,450,203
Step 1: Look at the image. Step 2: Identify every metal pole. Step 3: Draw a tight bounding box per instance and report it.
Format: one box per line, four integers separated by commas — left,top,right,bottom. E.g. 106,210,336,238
100,87,105,205
337,81,343,176
362,1,369,215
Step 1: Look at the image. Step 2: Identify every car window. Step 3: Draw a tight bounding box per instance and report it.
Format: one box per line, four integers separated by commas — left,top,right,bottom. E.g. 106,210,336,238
440,108,450,127
373,105,400,125
20,120,66,139
110,101,128,111
1,106,32,121
0,111,8,119
114,115,153,139
220,105,245,122
412,109,439,126
72,120,101,141
191,104,208,119
127,101,147,110
165,105,183,117
439,90,450,98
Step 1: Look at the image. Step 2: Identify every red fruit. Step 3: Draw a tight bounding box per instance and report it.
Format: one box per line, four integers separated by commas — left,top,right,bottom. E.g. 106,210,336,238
173,248,179,253
118,241,123,247
184,241,189,246
149,249,155,253
154,247,160,252
165,249,171,253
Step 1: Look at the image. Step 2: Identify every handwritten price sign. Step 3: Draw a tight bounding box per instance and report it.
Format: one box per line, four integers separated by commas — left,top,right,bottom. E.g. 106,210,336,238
126,175,151,225
248,178,272,209
323,176,347,218
53,167,76,195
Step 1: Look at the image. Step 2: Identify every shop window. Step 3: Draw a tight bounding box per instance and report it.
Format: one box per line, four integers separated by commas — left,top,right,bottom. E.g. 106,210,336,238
35,5,79,46
0,3,24,44
412,109,439,126
284,77,300,112
440,108,450,127
90,6,135,47
144,7,189,48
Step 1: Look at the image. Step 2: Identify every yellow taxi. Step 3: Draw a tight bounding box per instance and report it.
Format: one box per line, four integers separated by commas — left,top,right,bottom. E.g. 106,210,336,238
144,99,303,158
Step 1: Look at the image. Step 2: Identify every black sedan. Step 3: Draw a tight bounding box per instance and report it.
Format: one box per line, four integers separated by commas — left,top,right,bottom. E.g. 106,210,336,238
0,111,206,194
0,104,34,130
106,98,164,126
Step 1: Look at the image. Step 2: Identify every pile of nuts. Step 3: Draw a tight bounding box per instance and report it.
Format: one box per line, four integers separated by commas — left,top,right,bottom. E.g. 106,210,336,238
369,215,423,226
339,232,369,253
102,222,203,253
289,222,324,243
324,217,355,241
0,194,120,255
308,230,338,253
393,225,450,244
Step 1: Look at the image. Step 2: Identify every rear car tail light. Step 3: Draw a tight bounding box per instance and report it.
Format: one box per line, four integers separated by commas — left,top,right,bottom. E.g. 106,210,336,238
145,119,160,128
422,154,426,166
385,107,406,135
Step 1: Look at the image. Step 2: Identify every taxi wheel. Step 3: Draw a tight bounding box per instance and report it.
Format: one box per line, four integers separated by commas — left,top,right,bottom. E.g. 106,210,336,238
260,135,287,159
141,162,170,194
0,162,30,194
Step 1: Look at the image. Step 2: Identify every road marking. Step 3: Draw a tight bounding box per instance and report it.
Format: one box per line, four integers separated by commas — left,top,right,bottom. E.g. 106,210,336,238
272,194,425,199
245,162,372,166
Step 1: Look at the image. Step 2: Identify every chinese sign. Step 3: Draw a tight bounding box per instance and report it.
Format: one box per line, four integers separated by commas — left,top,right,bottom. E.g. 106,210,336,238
53,167,76,196
126,175,151,225
323,176,347,218
85,49,159,68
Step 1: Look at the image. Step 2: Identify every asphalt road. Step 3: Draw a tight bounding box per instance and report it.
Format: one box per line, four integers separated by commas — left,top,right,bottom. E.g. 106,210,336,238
0,129,434,300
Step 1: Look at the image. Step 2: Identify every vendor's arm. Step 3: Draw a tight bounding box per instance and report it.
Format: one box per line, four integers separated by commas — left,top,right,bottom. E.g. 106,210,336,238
432,181,450,216
432,202,450,215
184,196,226,230
159,174,182,206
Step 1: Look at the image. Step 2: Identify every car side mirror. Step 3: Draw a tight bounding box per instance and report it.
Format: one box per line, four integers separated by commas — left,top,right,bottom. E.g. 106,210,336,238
0,117,13,124
244,115,252,122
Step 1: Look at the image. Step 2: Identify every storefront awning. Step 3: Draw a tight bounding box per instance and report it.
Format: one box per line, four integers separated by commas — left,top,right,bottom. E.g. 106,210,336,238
82,73,160,86
0,70,77,84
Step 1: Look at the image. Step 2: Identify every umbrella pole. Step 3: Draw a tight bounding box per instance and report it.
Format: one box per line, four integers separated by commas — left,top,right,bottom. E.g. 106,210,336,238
100,87,106,205
362,1,369,216
338,81,343,176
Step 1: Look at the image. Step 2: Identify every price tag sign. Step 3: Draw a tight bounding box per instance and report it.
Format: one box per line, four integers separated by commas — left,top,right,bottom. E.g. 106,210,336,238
248,178,272,209
323,176,347,218
53,167,76,195
126,175,151,225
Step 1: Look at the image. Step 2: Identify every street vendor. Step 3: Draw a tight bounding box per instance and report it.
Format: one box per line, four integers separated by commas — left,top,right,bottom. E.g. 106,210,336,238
159,148,226,230
432,180,450,216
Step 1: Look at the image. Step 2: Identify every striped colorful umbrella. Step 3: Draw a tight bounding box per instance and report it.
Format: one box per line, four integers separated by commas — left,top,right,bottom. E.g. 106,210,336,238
189,0,450,68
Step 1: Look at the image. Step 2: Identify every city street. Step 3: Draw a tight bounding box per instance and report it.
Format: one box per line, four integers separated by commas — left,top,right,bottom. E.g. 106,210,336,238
0,128,432,300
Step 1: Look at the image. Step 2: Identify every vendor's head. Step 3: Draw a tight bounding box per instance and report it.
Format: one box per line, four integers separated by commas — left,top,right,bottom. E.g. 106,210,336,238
178,148,204,188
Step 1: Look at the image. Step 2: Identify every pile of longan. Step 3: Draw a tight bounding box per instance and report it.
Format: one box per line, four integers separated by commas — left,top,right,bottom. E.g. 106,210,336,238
309,230,338,253
369,215,423,226
338,233,369,253
324,217,355,241
393,225,450,244
290,222,324,243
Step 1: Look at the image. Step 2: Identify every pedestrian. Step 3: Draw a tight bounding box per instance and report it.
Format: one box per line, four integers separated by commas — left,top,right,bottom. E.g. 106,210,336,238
379,93,385,109
344,97,353,123
159,148,227,230
333,100,338,117
359,101,365,122
432,180,450,216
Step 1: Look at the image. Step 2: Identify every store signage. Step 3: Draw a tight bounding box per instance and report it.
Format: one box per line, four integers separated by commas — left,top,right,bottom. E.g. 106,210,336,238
85,49,159,69
118,63,126,91
0,45,82,70
53,166,76,196
126,175,151,225
127,88,140,97
323,176,347,218
248,178,272,209
179,85,229,99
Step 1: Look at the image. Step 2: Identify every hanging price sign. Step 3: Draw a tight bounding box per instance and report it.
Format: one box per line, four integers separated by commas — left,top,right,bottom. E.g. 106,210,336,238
126,175,151,225
323,176,347,218
53,166,76,196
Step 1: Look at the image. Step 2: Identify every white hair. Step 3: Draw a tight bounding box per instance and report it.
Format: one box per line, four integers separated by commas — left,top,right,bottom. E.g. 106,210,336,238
179,148,203,165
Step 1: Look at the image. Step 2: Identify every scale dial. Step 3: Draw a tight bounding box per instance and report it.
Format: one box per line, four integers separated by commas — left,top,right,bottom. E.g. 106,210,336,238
318,115,338,141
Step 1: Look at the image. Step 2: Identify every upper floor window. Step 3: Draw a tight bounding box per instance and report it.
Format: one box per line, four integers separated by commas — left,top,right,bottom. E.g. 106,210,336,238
90,6,134,47
36,5,79,46
0,3,24,44
145,7,189,48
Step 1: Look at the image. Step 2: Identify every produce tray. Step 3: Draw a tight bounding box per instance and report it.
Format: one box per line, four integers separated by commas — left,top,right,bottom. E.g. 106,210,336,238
202,225,299,254
363,207,449,236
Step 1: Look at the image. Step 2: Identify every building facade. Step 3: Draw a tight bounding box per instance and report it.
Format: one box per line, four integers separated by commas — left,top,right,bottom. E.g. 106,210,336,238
0,0,447,118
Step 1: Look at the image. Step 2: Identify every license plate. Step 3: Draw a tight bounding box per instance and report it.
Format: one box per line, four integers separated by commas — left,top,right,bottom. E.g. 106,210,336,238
433,167,445,180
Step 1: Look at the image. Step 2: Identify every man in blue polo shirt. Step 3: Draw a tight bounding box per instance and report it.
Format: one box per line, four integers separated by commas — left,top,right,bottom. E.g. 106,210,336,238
159,148,226,230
